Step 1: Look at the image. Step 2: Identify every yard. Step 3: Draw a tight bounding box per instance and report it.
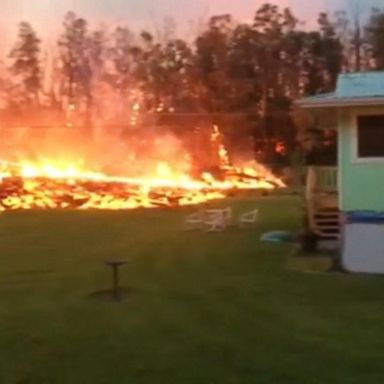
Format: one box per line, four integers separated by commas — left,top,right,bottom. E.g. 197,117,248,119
1,196,384,383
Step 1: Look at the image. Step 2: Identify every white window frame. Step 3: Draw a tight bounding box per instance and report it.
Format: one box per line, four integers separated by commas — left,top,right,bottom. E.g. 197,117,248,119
351,109,384,164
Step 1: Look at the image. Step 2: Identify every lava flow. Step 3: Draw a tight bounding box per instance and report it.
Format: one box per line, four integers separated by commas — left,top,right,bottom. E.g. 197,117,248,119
0,160,283,211
0,126,284,211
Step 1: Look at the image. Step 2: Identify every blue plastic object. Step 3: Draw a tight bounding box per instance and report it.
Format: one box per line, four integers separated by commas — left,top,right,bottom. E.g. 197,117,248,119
260,231,296,243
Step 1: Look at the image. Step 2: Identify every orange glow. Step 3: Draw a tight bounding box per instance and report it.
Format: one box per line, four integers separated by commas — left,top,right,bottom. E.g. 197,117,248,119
275,142,287,155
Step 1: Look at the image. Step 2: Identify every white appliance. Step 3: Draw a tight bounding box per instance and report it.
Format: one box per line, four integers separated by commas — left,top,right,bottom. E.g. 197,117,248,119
343,222,384,274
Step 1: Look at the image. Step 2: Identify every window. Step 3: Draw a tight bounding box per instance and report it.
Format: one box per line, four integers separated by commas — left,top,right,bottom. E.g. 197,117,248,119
357,115,384,158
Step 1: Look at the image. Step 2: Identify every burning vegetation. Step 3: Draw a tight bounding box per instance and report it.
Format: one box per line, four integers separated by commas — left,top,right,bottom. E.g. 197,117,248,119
0,126,284,211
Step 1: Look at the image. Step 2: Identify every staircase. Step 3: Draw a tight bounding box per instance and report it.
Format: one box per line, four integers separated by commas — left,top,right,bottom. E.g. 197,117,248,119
312,208,340,241
306,167,340,241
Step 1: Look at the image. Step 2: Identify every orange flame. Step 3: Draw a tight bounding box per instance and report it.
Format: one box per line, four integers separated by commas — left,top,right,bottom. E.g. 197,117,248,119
0,126,285,211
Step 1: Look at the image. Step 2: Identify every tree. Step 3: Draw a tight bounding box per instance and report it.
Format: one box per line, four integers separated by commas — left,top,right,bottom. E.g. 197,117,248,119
194,15,259,159
317,12,343,88
0,3,349,167
58,12,92,126
289,14,342,166
192,6,306,165
348,1,364,71
89,29,108,77
195,14,234,114
251,4,300,164
9,22,41,106
333,5,371,72
365,8,384,70
110,27,134,97
130,27,197,114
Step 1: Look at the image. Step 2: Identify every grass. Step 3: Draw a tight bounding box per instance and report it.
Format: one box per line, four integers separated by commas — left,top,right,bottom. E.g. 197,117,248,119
286,252,334,272
1,196,384,383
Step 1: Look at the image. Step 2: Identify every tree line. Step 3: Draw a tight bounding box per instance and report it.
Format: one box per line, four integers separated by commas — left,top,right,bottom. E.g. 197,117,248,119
2,3,384,167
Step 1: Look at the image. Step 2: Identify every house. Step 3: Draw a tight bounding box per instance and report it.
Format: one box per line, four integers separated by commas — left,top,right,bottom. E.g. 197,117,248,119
298,72,384,274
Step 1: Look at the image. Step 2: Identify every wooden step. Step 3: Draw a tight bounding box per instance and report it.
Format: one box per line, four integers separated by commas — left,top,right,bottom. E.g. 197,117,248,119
314,211,340,217
312,209,341,240
314,218,339,224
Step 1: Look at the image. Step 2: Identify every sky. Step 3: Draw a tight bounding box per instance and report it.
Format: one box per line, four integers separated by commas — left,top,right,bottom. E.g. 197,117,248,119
0,0,382,52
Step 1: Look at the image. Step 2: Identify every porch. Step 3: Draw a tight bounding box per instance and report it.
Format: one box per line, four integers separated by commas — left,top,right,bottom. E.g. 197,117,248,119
305,166,340,240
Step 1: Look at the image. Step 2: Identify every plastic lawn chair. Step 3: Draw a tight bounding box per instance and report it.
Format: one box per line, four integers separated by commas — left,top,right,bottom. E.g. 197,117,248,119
185,210,205,230
239,209,259,228
204,209,227,232
223,207,233,226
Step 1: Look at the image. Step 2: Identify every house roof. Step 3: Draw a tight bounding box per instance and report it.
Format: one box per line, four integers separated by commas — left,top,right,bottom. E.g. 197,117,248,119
298,72,384,109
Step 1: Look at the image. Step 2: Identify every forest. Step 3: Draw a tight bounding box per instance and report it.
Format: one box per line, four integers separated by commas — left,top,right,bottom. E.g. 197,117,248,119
1,2,384,169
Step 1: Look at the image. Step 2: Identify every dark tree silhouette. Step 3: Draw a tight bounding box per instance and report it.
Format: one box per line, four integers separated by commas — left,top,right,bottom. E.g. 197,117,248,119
9,22,41,106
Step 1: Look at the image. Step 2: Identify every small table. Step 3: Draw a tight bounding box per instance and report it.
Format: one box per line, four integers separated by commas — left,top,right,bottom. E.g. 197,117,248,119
104,260,128,301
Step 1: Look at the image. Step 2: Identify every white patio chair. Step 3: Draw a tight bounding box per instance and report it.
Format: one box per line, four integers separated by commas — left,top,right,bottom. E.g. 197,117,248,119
204,209,228,232
222,207,233,226
185,210,205,230
239,209,259,228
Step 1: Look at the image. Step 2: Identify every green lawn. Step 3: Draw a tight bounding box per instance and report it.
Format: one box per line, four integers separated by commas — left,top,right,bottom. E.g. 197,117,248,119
1,196,384,384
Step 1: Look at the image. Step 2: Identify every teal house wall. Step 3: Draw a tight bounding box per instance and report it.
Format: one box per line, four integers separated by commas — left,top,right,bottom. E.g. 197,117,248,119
339,107,384,211
298,72,384,213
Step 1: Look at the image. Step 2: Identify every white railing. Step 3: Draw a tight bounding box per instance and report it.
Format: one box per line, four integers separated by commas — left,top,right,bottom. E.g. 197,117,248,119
306,166,337,196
